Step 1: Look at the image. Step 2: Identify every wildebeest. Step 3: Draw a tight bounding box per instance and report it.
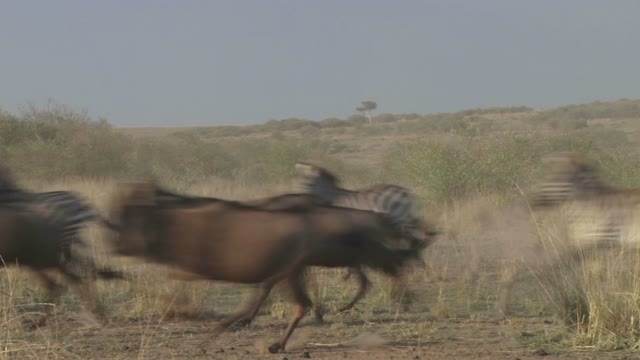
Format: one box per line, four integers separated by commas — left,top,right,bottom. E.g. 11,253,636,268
108,181,427,353
145,186,435,321
497,152,640,317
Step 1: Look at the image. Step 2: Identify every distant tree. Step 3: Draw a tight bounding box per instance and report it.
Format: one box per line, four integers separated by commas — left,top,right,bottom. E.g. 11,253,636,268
356,101,377,124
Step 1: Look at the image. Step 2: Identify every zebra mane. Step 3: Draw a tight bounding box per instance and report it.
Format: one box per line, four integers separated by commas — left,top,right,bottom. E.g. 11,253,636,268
294,161,343,201
295,161,340,185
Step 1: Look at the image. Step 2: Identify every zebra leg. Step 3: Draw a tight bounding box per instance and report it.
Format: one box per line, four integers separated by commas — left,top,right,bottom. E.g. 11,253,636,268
29,270,66,328
496,241,612,319
69,234,128,281
496,261,523,318
56,263,106,323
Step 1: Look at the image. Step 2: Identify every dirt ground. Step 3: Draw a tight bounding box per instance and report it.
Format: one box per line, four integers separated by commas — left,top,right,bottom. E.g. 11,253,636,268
13,309,640,360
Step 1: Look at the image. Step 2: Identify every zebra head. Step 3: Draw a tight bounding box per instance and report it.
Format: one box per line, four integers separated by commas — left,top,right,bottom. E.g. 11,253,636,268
294,161,341,202
530,152,606,208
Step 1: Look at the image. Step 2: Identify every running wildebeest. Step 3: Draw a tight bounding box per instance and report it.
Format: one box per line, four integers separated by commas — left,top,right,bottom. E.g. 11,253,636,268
146,186,436,321
108,181,428,353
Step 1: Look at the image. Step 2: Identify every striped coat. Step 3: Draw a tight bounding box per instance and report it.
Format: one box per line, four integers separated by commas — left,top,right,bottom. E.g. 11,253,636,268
294,162,427,248
0,184,118,264
498,152,640,316
529,152,640,246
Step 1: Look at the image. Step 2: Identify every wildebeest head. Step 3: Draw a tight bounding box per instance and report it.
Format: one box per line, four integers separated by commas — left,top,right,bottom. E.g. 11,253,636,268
109,182,158,257
414,220,441,249
530,152,606,208
403,220,441,269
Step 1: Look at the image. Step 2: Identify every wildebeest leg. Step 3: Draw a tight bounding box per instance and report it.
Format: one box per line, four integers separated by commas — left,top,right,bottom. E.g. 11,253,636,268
337,267,371,314
268,269,312,354
234,279,280,328
215,277,281,332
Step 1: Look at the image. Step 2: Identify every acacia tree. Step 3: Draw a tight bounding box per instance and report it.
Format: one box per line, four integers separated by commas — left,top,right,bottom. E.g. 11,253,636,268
356,101,377,124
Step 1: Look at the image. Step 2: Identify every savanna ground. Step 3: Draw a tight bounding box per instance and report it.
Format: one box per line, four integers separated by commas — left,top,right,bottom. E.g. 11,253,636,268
4,100,640,358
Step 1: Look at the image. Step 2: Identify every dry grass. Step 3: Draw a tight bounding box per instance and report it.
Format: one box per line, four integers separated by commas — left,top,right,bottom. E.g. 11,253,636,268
2,179,640,357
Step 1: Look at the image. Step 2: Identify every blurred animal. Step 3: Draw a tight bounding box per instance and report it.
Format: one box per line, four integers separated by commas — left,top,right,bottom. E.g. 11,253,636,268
498,152,640,317
0,165,125,325
294,161,435,309
109,181,426,353
147,187,436,320
0,207,122,325
294,162,427,246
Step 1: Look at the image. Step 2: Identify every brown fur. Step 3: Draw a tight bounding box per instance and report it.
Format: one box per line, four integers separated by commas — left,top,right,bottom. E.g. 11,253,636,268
147,187,430,320
109,182,426,353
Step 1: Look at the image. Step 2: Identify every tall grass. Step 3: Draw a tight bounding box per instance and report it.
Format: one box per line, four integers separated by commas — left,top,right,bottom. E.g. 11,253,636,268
3,100,640,355
525,203,640,350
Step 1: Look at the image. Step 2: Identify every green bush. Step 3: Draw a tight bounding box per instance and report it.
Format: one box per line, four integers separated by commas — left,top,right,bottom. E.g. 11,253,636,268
381,132,638,203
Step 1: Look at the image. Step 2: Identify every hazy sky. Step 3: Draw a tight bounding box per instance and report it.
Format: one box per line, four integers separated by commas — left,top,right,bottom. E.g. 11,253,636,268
1,1,639,126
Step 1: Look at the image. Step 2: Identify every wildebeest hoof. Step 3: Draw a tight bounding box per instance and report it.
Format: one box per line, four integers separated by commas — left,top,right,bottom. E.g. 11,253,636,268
313,311,324,323
233,318,252,329
23,316,48,331
268,343,283,354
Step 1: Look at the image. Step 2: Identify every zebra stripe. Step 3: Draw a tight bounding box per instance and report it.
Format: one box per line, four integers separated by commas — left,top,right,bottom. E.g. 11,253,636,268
528,152,640,248
1,190,117,262
530,152,607,208
295,162,423,237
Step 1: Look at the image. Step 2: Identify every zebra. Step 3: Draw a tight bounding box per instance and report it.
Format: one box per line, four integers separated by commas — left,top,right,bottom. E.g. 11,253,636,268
0,168,120,274
0,168,124,324
293,162,435,311
30,191,120,259
529,151,610,209
294,161,430,249
498,152,640,317
528,151,637,245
